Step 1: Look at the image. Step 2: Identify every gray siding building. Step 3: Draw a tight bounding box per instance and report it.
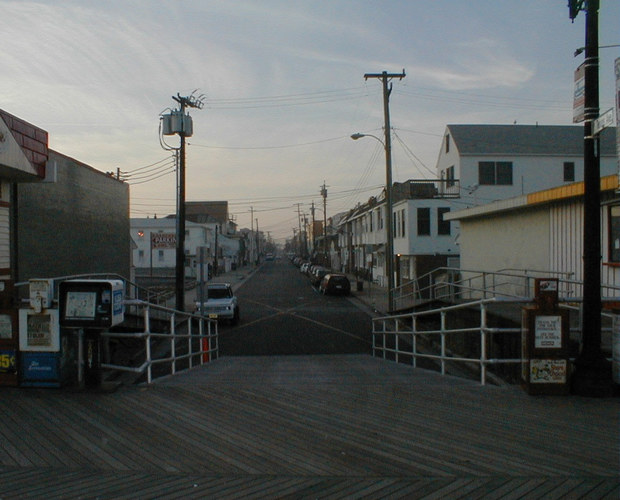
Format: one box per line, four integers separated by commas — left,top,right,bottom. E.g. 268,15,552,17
15,150,130,282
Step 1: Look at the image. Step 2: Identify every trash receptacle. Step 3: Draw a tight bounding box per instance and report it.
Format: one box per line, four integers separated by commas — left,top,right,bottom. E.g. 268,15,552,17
356,280,363,292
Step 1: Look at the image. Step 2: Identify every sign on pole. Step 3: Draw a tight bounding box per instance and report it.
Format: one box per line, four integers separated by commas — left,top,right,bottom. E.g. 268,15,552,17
573,63,586,123
593,108,615,136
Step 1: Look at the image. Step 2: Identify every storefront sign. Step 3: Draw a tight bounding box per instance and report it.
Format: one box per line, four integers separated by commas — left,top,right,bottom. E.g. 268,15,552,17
151,233,176,249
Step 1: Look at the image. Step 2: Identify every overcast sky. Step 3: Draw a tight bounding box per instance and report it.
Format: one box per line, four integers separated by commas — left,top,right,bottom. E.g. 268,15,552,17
1,1,619,243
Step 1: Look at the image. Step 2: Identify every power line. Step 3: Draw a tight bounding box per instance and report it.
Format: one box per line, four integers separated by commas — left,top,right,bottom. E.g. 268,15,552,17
188,135,346,151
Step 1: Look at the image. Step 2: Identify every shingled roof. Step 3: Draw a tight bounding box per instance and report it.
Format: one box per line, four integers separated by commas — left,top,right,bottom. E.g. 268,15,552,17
446,124,617,157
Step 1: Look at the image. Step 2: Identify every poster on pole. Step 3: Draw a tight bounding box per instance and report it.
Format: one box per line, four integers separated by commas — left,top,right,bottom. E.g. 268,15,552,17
573,62,585,123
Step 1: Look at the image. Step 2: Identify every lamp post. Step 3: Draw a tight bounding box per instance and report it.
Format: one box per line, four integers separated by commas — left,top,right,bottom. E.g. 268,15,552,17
351,132,395,312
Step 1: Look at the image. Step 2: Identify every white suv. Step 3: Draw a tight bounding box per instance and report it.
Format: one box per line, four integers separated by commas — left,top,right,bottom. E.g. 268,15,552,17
195,283,239,324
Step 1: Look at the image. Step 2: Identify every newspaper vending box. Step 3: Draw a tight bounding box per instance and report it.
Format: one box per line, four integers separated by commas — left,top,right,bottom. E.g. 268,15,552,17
522,279,570,395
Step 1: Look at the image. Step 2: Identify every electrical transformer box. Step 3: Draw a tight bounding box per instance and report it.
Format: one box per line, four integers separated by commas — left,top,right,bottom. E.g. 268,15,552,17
161,111,193,137
59,280,125,328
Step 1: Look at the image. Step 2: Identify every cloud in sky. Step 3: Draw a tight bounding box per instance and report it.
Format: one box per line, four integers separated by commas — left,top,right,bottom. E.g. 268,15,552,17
1,0,618,242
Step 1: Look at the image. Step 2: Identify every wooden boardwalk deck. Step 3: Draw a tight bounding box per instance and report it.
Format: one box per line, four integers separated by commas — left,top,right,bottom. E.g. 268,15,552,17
0,355,618,499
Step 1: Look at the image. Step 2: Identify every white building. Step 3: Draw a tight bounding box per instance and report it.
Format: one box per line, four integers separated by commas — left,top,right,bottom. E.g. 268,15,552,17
340,125,617,298
436,124,617,202
131,218,214,279
446,174,620,300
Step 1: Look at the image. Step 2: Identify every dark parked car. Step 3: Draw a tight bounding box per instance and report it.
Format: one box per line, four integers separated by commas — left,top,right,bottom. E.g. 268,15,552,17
310,266,329,286
319,273,351,295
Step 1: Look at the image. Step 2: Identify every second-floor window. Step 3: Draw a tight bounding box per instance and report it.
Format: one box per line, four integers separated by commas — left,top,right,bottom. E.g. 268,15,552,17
564,162,575,182
479,161,513,185
417,207,431,236
446,166,455,188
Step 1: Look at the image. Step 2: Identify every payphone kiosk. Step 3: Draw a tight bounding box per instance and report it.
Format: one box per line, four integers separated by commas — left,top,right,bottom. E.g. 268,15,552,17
521,278,570,395
59,279,124,388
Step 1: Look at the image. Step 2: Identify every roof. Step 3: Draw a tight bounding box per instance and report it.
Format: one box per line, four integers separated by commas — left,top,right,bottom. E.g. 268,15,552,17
447,124,617,156
446,174,619,221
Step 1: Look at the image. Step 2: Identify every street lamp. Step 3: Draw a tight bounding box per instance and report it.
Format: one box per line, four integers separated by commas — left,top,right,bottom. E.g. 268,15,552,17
351,131,395,312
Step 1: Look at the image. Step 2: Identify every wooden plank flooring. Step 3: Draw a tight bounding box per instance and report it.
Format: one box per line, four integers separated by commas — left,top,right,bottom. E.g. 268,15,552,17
0,355,618,499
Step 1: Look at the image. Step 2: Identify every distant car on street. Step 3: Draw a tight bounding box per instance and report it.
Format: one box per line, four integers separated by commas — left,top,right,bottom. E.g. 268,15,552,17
195,283,240,324
319,273,351,296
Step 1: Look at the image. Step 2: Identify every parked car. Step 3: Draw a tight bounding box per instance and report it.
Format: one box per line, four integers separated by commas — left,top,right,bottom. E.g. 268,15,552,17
319,274,351,295
310,266,329,286
195,283,240,324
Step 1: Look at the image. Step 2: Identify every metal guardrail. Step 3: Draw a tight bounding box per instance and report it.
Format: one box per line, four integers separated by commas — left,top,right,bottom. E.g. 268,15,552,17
102,299,218,384
372,296,614,386
372,297,527,385
392,267,620,311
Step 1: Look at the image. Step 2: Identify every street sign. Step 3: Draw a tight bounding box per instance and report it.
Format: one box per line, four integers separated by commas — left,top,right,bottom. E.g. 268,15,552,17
593,108,615,135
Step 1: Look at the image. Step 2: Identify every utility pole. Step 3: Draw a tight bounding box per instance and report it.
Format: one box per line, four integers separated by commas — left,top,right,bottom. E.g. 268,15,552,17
569,0,612,395
364,70,406,313
311,201,316,253
255,218,259,265
296,204,303,257
166,92,204,312
250,207,254,265
321,182,328,265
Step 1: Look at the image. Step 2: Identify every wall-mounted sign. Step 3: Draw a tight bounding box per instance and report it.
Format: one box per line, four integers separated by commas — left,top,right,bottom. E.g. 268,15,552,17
151,232,176,249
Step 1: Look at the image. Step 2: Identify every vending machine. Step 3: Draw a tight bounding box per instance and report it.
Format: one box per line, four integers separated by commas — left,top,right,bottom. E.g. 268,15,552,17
19,279,63,387
521,278,570,395
0,277,18,386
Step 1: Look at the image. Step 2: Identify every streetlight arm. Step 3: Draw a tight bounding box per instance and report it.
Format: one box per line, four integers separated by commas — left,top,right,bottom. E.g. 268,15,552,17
350,132,385,147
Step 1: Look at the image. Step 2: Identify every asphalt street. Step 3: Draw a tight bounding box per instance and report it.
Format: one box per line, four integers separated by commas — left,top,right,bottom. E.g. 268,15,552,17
217,260,373,356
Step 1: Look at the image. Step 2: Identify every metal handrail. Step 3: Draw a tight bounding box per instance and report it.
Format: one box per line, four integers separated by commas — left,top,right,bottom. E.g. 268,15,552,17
16,272,173,307
392,267,620,310
373,296,614,385
102,299,218,384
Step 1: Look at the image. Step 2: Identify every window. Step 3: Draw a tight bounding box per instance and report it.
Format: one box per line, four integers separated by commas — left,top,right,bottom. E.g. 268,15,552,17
479,161,513,185
401,209,406,237
446,166,455,188
138,250,144,261
445,134,450,153
438,207,451,235
609,206,620,262
564,162,575,182
417,207,431,236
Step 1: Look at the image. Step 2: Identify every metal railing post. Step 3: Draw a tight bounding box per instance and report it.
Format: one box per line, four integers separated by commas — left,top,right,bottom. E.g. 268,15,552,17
412,315,417,368
480,302,488,385
170,314,176,375
440,310,446,375
395,319,400,363
146,333,152,384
